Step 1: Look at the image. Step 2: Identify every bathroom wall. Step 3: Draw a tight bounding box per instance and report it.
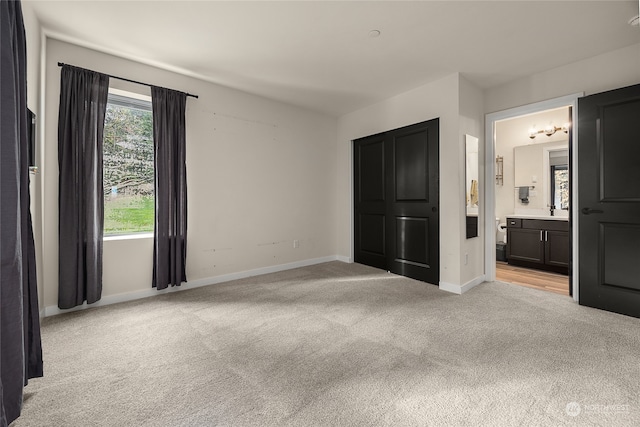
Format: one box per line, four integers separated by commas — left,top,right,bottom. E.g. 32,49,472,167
494,107,570,230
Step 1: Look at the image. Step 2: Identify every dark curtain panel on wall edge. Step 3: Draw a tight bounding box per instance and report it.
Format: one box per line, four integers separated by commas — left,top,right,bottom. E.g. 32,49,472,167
1,0,44,425
151,86,188,290
57,65,109,309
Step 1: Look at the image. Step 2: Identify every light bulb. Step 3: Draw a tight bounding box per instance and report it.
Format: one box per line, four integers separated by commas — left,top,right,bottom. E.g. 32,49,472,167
544,124,555,136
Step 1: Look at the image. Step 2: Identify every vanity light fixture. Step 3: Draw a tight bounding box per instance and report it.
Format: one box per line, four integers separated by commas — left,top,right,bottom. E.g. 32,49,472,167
528,123,570,139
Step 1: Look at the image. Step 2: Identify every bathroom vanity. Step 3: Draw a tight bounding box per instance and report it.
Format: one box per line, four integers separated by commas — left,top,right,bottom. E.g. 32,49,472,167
506,215,569,274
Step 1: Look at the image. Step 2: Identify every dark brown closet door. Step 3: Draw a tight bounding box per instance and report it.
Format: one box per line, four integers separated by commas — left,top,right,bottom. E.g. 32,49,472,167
354,119,439,285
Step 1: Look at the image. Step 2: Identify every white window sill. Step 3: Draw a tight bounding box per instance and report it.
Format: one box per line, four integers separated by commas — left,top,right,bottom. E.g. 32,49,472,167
104,233,153,242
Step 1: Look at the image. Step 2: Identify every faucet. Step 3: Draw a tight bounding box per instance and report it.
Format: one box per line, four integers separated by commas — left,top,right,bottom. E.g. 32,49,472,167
549,204,555,216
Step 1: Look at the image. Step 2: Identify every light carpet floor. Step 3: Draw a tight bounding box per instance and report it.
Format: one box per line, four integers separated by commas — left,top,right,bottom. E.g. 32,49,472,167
13,262,640,426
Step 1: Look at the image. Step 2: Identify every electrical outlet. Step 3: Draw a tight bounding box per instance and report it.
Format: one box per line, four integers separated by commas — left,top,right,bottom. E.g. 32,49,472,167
464,253,468,265
293,240,299,248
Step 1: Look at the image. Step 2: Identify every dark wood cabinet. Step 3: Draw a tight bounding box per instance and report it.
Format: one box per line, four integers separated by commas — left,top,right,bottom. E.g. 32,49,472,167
506,217,569,274
545,230,570,268
508,228,545,264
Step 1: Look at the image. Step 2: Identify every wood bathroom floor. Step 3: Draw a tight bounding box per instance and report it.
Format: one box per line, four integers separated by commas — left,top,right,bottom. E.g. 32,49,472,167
496,262,570,296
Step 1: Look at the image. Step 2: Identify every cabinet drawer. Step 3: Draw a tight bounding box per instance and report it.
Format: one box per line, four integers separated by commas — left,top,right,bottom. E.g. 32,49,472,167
545,220,569,232
522,219,569,232
506,218,522,228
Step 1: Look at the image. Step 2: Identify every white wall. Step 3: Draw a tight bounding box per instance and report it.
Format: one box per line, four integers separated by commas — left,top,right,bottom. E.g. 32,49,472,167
32,21,638,312
21,1,44,312
41,39,338,311
485,43,640,114
336,73,485,291
459,76,485,287
21,3,40,115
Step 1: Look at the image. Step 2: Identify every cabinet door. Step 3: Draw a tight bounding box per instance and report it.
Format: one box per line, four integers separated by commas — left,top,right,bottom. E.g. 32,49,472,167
507,229,544,264
545,230,569,267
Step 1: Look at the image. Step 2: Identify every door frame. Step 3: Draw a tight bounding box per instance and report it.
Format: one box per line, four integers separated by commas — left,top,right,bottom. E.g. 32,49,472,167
484,93,582,301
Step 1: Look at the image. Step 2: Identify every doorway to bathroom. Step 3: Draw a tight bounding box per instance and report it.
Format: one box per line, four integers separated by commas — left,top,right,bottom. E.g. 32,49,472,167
494,106,571,295
485,94,579,299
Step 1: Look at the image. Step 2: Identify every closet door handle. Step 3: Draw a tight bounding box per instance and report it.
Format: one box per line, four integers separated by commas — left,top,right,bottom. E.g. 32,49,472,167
545,231,548,242
540,230,543,241
581,207,604,215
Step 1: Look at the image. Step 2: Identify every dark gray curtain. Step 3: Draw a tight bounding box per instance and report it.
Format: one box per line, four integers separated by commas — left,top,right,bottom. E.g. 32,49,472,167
1,0,44,425
151,87,187,290
57,65,109,309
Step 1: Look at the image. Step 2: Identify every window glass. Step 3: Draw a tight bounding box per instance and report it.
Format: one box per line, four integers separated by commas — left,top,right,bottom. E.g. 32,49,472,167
103,93,154,235
551,165,569,210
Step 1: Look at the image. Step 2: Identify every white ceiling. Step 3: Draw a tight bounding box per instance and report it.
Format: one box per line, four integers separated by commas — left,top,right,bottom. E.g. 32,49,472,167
27,0,640,117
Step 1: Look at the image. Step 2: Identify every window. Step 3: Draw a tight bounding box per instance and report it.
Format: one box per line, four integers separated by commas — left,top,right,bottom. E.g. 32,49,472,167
550,164,569,210
103,92,154,235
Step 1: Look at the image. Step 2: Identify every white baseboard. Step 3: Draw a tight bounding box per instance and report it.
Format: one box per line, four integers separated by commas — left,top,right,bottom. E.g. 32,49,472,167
439,275,486,295
335,255,352,263
44,255,345,317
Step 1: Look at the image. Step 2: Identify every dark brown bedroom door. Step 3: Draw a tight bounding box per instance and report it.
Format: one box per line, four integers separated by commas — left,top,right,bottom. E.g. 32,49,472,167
578,83,640,318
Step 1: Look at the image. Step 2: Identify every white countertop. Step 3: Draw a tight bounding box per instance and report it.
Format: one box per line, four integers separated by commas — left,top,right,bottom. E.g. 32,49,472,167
506,214,569,221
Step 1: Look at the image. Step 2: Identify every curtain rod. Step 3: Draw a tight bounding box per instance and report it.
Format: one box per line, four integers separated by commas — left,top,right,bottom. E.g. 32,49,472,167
57,62,198,99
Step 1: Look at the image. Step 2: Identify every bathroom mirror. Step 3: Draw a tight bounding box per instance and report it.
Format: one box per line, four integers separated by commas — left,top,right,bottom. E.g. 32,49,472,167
465,134,479,238
514,140,568,216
